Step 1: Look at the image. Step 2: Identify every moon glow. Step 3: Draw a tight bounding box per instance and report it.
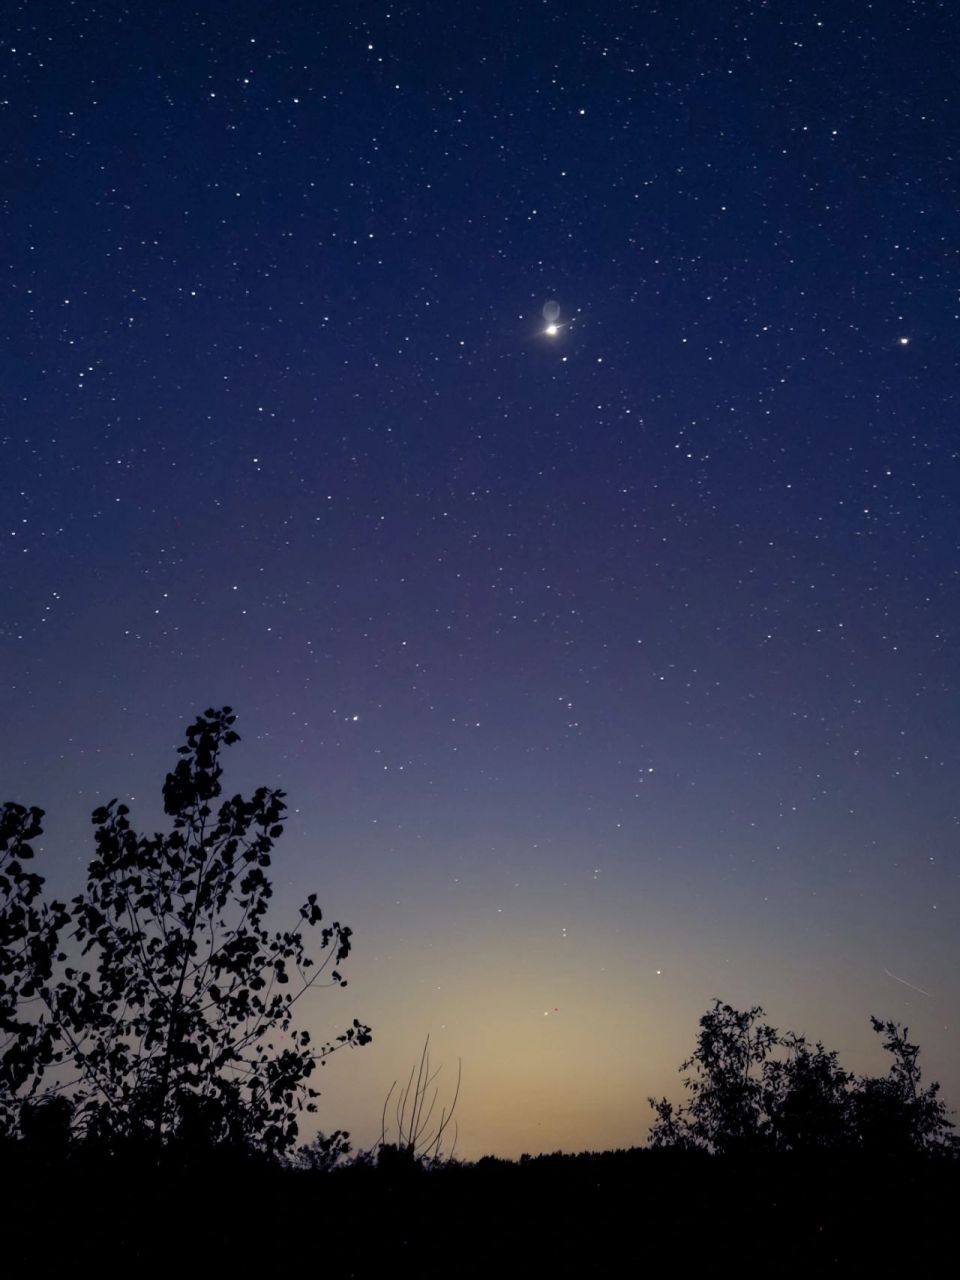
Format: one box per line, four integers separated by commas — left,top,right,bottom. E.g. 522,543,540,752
541,299,569,337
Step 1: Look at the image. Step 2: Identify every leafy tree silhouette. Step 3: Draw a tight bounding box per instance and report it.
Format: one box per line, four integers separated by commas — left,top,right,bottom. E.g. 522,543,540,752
853,1018,957,1157
0,707,370,1159
763,1031,854,1152
648,1000,779,1155
0,802,70,1137
649,999,957,1157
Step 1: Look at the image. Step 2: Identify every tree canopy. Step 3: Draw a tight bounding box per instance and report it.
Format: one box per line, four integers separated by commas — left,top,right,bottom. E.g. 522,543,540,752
1,707,370,1159
649,999,957,1158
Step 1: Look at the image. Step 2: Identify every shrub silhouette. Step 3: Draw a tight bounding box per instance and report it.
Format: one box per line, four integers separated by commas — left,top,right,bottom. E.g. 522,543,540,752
649,998,957,1157
763,1031,854,1152
0,707,370,1158
648,1000,779,1155
375,1035,461,1169
297,1127,353,1171
852,1017,956,1156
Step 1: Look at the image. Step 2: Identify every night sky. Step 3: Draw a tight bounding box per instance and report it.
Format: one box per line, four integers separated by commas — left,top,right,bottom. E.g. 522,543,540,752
4,1,959,1160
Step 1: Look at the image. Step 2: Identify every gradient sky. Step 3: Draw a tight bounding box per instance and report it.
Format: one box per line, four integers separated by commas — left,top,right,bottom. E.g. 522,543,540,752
3,1,958,1160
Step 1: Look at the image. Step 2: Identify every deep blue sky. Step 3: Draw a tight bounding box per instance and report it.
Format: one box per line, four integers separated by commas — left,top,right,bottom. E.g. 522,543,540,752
3,1,958,1157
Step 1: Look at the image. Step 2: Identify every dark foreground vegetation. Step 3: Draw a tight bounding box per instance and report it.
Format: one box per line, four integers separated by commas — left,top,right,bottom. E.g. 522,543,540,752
3,708,957,1273
5,1142,958,1273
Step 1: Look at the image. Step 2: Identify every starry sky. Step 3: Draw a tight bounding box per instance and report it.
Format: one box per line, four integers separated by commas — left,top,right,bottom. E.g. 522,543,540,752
3,1,959,1160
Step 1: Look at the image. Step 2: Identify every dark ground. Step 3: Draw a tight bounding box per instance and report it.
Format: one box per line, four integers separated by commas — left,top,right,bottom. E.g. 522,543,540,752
8,1149,956,1274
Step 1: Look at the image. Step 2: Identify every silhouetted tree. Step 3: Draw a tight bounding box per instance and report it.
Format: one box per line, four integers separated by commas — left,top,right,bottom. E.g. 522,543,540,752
1,707,371,1158
649,1000,779,1155
650,999,957,1158
853,1018,958,1157
0,802,69,1137
763,1032,854,1152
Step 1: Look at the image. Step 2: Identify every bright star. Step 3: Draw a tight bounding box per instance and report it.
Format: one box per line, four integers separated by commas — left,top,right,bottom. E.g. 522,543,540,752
545,323,559,336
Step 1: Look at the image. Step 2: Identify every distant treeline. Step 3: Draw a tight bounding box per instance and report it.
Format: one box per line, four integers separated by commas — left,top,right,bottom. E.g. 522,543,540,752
6,1142,958,1273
